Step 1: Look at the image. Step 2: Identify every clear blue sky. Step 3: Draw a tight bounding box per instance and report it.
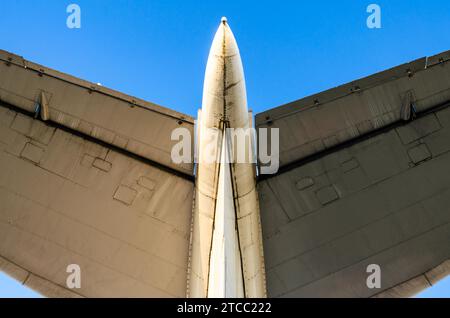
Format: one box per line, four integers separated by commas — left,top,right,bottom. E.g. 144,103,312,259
0,0,449,298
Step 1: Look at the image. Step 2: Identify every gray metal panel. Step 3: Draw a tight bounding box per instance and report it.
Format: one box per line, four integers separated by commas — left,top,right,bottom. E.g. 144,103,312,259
426,50,450,67
0,49,194,176
0,103,194,297
259,104,450,297
256,51,450,171
372,259,450,298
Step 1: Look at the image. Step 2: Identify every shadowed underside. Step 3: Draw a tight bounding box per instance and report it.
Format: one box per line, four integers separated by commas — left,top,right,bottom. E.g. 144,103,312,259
0,20,449,297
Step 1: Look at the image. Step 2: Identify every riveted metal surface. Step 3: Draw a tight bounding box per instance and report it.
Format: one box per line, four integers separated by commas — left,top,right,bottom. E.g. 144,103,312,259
259,103,450,297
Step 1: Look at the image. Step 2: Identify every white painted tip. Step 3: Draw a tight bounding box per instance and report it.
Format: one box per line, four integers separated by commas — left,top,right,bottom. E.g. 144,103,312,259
221,17,227,24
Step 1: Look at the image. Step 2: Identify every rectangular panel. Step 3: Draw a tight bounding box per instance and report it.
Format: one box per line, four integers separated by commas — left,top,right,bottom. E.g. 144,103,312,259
256,52,450,171
259,104,450,297
0,104,194,297
0,50,194,176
